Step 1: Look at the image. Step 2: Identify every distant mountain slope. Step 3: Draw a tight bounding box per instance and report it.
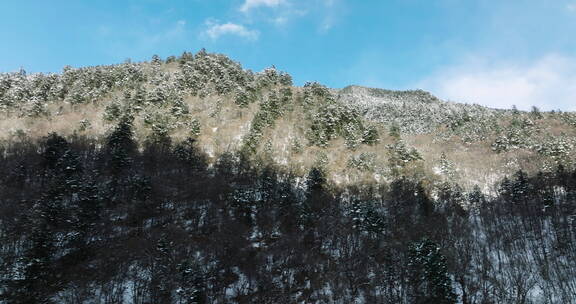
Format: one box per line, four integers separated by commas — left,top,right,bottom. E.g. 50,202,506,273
0,51,575,192
3,51,576,304
337,85,504,135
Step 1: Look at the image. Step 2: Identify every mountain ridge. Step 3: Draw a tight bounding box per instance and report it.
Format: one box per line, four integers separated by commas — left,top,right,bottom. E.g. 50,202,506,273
1,51,575,193
2,51,576,303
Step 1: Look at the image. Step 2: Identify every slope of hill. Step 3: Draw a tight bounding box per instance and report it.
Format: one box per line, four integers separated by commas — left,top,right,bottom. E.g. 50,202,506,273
2,51,575,193
337,85,505,135
2,50,576,303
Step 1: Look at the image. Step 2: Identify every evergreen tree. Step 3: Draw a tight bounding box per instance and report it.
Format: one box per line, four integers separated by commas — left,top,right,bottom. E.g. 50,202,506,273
301,167,330,230
179,51,194,65
389,124,401,138
439,152,455,177
498,177,513,202
42,133,69,170
151,54,162,65
408,239,457,304
133,86,146,107
259,166,277,203
75,179,103,231
214,152,237,180
173,138,207,173
55,148,82,179
511,170,531,205
306,167,326,193
390,178,433,220
166,55,177,64
467,185,486,206
531,106,543,119
150,237,174,304
6,221,56,304
277,178,300,234
362,125,379,145
350,200,385,234
176,260,206,304
105,116,137,171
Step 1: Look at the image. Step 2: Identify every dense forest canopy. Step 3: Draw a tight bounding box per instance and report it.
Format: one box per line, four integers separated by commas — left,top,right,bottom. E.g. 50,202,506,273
1,51,576,303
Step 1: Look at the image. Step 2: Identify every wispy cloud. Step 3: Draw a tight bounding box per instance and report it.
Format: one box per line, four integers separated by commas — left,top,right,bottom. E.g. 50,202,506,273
94,19,189,59
317,0,343,32
237,0,337,32
323,0,335,6
240,0,287,13
271,16,289,26
417,54,576,111
567,3,576,12
319,15,335,32
203,21,259,41
143,20,187,45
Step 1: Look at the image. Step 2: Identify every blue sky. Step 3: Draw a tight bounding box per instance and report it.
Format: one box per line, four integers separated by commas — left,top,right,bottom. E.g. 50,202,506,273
1,0,575,110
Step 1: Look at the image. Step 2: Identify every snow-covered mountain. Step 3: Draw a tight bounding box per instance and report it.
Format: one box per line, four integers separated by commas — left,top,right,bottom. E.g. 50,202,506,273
1,51,575,192
337,85,504,134
2,51,576,304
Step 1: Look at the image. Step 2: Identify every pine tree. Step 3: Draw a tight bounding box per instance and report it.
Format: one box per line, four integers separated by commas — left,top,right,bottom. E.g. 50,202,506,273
179,51,194,66
166,55,177,64
498,177,513,201
176,260,205,304
350,200,385,234
150,237,174,304
362,125,379,145
76,179,102,231
151,54,163,65
302,167,330,229
133,86,146,107
6,221,56,304
531,105,543,119
467,185,486,206
214,152,236,180
42,133,69,169
408,239,457,304
306,167,326,193
511,170,531,204
105,116,137,171
172,138,208,173
439,152,455,177
389,124,401,138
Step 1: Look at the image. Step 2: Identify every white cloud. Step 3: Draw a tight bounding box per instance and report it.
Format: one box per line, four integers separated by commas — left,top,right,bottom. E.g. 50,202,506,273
139,19,187,46
240,0,287,13
317,0,342,32
323,0,336,7
418,54,576,111
567,3,576,12
203,21,259,41
96,19,188,59
272,16,288,26
319,16,335,32
236,0,340,32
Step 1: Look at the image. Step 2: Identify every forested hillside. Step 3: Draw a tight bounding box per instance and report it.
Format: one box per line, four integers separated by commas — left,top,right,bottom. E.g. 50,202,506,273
1,50,576,303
